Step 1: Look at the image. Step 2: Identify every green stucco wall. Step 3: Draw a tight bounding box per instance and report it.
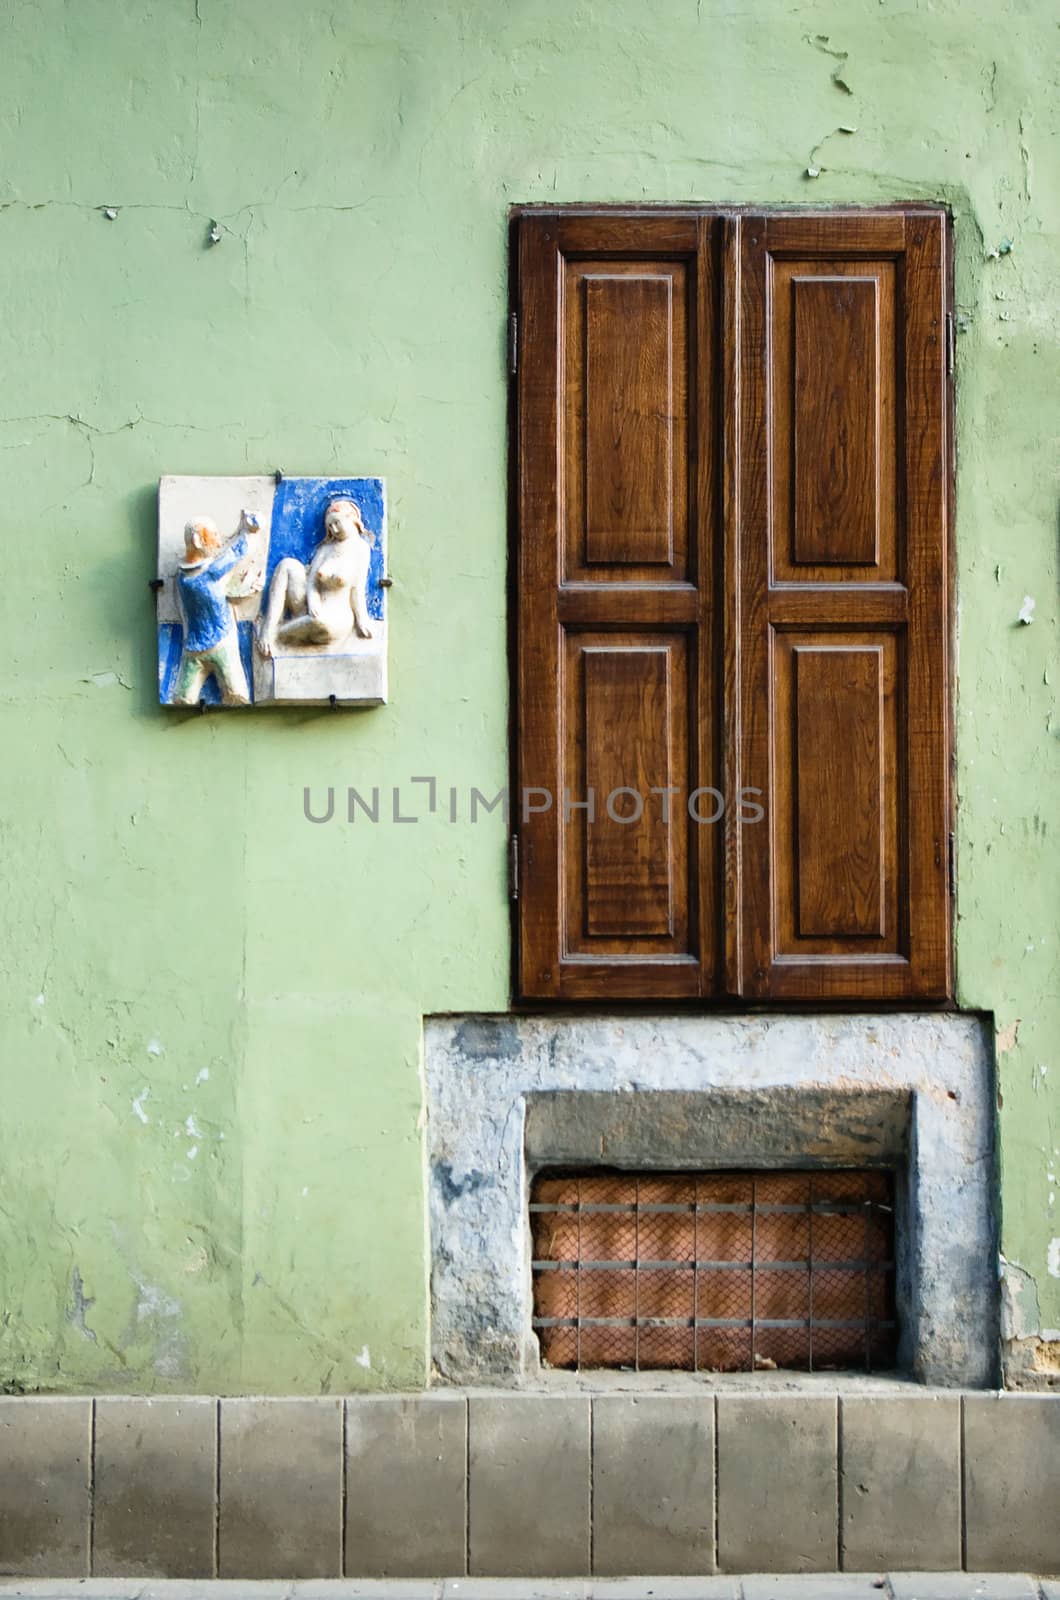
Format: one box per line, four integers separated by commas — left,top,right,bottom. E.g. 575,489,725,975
0,0,1056,1393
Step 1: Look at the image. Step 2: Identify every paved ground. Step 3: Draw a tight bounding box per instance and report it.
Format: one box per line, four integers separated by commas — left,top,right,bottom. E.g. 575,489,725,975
1,1577,1057,1599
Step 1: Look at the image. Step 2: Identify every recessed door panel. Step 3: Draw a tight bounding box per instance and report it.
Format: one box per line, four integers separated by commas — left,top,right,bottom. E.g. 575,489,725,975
769,258,898,584
562,631,694,959
563,258,691,584
770,630,900,959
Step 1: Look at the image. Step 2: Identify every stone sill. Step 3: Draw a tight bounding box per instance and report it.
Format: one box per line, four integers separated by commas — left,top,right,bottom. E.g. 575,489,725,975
448,1369,934,1396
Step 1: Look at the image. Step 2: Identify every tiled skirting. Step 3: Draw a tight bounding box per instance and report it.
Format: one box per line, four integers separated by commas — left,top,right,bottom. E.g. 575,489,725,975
0,1391,1057,1578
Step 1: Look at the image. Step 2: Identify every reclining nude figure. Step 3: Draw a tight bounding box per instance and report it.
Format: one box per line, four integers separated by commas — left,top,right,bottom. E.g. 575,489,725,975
255,496,373,659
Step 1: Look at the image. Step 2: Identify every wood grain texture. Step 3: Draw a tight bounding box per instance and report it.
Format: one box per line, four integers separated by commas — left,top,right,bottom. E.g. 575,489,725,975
564,257,689,583
770,627,900,964
572,638,683,944
584,275,674,565
793,643,886,939
770,258,896,583
793,276,879,566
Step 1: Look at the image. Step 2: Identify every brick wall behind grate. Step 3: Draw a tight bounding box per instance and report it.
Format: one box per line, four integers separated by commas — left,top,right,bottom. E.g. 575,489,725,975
531,1170,896,1374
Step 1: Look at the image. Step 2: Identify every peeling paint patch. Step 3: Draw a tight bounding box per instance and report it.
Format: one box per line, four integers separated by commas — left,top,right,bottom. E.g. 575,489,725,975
1000,1255,1040,1340
355,1344,371,1368
806,33,854,94
996,1018,1021,1053
1048,1238,1060,1279
805,123,858,179
147,1039,163,1056
194,1067,209,1085
83,670,132,689
131,1277,185,1380
66,1268,97,1344
1018,595,1036,624
132,1087,151,1124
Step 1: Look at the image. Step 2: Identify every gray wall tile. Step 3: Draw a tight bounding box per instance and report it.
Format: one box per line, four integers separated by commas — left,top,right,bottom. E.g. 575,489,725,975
346,1396,466,1577
93,1397,216,1577
468,1396,590,1577
717,1395,837,1573
840,1394,960,1571
592,1395,714,1576
964,1393,1060,1574
0,1398,91,1576
218,1398,342,1578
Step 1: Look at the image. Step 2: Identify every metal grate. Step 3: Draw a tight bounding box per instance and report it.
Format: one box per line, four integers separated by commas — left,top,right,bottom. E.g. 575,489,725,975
530,1169,897,1373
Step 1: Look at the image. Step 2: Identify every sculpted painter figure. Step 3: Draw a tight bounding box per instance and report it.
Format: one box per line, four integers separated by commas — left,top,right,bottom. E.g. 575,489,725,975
255,496,373,659
172,509,262,706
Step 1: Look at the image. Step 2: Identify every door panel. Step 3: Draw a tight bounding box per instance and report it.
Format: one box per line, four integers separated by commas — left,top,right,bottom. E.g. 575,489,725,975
564,257,691,583
562,633,692,954
770,258,897,582
737,211,950,1001
517,214,720,1000
583,274,678,566
770,629,902,957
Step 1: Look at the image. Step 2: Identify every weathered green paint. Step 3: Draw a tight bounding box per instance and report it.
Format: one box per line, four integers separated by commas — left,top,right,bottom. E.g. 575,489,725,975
0,0,1055,1392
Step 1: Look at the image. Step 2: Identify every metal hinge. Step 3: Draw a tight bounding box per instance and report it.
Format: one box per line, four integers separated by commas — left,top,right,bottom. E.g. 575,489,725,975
948,830,957,898
508,312,518,377
509,832,520,901
946,312,955,378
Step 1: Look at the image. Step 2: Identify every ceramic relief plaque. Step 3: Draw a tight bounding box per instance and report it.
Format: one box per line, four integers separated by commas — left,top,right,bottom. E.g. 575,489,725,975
157,475,388,707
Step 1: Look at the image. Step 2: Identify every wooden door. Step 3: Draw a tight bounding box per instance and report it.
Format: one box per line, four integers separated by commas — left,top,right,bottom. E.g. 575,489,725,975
515,214,722,1000
514,207,952,1005
736,210,951,1000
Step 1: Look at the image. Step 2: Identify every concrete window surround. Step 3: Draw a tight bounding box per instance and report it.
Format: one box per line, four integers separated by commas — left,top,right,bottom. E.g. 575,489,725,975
424,1014,998,1388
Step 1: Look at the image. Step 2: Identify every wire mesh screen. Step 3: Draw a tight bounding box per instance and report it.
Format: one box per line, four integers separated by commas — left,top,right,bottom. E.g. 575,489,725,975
530,1169,897,1373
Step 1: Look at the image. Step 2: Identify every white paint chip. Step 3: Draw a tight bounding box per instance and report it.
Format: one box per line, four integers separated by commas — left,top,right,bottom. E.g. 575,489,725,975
1048,1238,1060,1279
147,1039,163,1056
184,1115,202,1139
132,1087,151,1125
355,1345,371,1369
195,1067,210,1085
186,1145,199,1161
1018,594,1036,624
34,992,45,1007
86,670,131,689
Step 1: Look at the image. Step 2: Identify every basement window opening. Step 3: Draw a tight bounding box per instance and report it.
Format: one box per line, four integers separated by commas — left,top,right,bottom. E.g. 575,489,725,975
530,1168,897,1374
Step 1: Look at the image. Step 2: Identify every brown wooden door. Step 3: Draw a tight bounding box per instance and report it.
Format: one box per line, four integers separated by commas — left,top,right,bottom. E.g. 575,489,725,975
515,214,722,1000
736,211,952,1000
514,207,952,1004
